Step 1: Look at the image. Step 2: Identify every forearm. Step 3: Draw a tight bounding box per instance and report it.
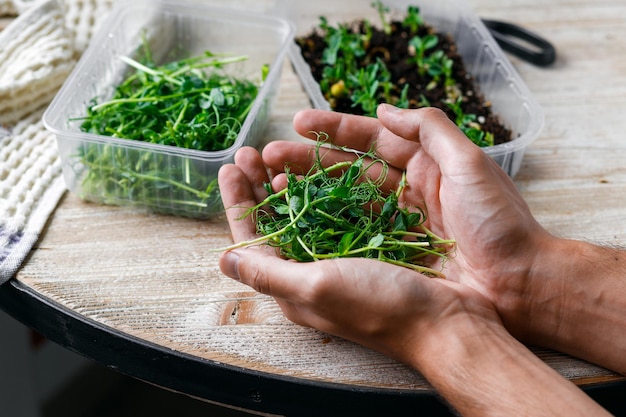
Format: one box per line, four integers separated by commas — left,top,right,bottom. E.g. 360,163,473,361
412,315,611,417
514,238,626,375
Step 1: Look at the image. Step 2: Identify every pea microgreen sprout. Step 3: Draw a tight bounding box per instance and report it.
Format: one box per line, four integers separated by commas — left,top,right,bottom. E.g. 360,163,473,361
348,59,393,117
222,133,455,277
446,96,495,147
408,34,439,77
371,0,392,35
300,1,503,147
72,41,266,217
403,5,423,34
423,50,455,87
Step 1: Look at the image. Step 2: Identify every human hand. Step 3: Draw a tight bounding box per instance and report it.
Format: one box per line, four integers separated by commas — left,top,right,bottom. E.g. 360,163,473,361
260,105,557,343
217,145,501,365
217,129,612,417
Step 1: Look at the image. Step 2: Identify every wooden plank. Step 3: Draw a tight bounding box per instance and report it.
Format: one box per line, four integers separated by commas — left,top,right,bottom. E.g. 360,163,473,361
15,0,626,392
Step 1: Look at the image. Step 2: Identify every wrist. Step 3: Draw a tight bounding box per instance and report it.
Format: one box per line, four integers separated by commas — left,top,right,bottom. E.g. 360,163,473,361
406,290,506,372
495,235,575,343
504,237,626,373
407,305,608,417
410,305,505,372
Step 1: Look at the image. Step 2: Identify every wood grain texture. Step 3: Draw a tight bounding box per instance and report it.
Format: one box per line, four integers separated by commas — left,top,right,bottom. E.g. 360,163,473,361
15,0,626,393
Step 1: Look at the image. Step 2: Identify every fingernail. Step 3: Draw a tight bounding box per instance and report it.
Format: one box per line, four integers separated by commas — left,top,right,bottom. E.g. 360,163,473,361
220,250,241,281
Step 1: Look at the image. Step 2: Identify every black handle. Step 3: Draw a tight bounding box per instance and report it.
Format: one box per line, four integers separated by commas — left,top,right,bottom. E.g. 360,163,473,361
482,19,556,67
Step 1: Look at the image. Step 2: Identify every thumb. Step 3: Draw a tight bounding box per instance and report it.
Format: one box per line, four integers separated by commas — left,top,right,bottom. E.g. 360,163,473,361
219,249,306,299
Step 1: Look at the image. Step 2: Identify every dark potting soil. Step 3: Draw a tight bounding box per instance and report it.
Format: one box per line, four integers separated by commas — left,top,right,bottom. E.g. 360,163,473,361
295,18,513,145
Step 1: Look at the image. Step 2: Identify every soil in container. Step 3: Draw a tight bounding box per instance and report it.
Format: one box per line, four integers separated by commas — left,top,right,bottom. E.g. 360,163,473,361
295,1,512,147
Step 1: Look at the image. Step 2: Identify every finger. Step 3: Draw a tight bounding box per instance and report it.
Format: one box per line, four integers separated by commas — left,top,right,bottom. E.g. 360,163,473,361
377,105,489,175
262,140,405,193
293,108,423,171
219,249,350,332
233,146,270,203
218,147,268,244
293,109,382,151
263,140,367,175
218,163,259,243
262,140,324,175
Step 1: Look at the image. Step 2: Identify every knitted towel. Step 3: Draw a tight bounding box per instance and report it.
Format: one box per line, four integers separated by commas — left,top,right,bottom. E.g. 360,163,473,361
0,0,114,284
0,0,269,283
0,0,75,126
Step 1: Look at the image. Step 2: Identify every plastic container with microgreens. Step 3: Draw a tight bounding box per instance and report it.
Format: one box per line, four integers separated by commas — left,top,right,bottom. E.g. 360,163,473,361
43,0,294,218
285,0,543,177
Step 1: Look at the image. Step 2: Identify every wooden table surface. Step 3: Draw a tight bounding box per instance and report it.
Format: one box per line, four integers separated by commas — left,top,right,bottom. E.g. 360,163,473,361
8,0,626,412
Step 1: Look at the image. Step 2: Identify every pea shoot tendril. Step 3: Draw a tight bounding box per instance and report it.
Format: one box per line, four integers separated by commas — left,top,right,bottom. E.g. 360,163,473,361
223,134,455,277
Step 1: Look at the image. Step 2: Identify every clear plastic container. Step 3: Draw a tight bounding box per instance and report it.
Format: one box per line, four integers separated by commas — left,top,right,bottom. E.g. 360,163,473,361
286,0,544,178
43,0,294,218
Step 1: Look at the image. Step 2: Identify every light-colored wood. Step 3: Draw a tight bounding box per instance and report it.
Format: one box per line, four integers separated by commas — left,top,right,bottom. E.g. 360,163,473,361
15,0,626,393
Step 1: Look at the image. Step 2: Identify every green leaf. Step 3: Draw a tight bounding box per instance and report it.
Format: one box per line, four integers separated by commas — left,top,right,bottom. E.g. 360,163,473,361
368,233,385,248
340,159,362,187
406,211,423,228
322,31,343,65
329,185,350,199
273,204,290,215
394,211,408,232
338,232,355,255
423,34,439,50
307,183,319,199
209,88,225,107
381,195,397,221
289,194,304,214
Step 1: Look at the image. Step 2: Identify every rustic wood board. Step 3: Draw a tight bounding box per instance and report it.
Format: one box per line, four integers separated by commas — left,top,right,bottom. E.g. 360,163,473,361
15,0,626,391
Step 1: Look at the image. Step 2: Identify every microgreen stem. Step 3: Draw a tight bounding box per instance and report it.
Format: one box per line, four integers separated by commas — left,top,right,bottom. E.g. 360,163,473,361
75,42,265,218
119,55,180,85
81,161,215,199
237,160,354,219
220,138,455,277
173,101,188,131
90,88,212,111
170,55,249,77
384,259,446,278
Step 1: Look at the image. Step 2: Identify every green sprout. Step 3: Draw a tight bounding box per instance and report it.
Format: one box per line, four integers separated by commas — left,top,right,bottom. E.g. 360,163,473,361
423,49,455,86
223,135,455,277
408,34,439,76
298,1,503,147
446,97,495,147
371,0,392,35
348,59,393,117
72,39,266,217
403,5,424,34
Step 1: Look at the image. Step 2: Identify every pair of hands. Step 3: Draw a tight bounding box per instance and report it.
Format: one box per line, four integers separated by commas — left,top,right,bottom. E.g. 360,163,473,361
218,105,623,416
218,105,554,360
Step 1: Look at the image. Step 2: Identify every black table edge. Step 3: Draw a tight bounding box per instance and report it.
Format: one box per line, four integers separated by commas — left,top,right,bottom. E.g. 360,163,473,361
1,278,624,416
0,278,455,416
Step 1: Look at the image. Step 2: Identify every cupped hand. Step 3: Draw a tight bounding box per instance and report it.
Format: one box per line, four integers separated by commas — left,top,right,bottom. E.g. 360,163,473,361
217,146,502,365
217,107,619,417
260,105,557,341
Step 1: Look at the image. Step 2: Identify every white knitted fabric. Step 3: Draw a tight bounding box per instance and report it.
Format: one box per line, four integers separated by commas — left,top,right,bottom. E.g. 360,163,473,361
0,0,114,283
64,0,115,54
0,0,75,125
